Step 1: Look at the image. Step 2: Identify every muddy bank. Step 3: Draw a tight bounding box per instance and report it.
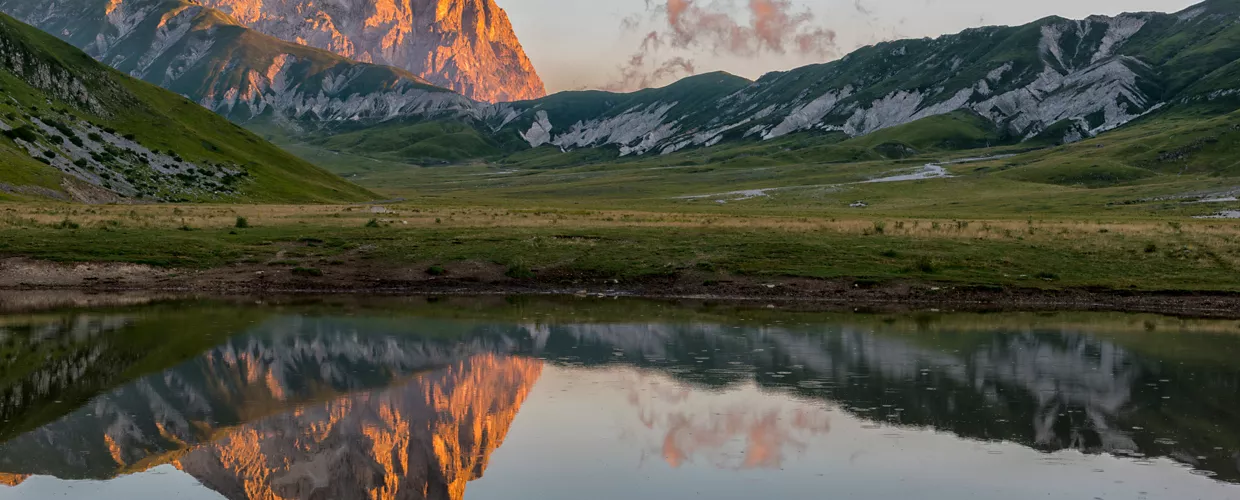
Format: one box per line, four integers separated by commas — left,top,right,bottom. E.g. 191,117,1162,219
1,258,1238,318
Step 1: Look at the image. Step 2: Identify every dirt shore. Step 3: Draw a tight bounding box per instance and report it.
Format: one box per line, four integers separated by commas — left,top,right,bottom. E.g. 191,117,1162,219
2,257,1238,318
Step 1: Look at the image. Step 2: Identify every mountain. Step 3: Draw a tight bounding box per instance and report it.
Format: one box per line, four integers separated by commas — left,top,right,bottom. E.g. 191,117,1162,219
193,0,546,103
7,0,1240,170
0,0,483,128
0,11,372,202
485,0,1240,157
264,0,1240,167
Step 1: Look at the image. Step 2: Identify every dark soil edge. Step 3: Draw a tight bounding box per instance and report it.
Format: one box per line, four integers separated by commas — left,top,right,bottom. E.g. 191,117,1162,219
2,257,1237,319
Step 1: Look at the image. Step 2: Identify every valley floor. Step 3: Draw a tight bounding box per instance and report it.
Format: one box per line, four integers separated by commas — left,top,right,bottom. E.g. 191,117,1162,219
1,202,1237,316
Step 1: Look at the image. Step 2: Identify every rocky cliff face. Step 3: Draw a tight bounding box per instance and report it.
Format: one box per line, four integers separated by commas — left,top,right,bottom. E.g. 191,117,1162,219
0,0,483,126
196,0,546,103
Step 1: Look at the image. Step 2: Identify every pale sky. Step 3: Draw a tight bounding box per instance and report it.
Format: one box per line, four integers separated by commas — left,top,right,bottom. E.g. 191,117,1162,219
501,0,1201,92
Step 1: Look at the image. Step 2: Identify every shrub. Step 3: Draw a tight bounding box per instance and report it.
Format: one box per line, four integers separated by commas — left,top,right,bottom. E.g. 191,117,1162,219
3,124,38,143
292,267,324,277
915,256,937,273
1144,243,1158,254
234,216,249,229
52,218,80,230
426,265,448,276
365,218,381,228
1036,271,1060,281
505,263,535,279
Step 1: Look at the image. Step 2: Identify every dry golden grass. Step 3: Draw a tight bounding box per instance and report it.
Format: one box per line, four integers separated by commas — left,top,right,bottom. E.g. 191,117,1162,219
3,201,1239,276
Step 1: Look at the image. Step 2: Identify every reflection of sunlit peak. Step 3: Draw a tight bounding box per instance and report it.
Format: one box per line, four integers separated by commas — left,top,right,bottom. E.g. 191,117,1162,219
152,353,545,500
0,473,28,487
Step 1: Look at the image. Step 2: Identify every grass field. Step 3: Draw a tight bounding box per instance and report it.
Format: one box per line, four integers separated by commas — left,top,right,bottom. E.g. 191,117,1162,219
1,201,1237,291
5,89,1240,294
272,108,1240,222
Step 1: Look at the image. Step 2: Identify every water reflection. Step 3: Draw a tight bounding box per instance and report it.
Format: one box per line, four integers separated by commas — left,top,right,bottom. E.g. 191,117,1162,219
619,371,833,469
0,301,1238,499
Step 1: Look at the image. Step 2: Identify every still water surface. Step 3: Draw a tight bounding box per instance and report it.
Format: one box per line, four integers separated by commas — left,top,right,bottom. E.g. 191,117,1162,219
0,297,1238,499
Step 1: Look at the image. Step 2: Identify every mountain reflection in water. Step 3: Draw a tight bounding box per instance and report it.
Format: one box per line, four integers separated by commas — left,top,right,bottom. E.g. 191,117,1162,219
0,302,1237,500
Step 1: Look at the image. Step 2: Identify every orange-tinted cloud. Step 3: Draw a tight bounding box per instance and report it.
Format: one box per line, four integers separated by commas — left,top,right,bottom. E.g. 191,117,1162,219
608,0,837,91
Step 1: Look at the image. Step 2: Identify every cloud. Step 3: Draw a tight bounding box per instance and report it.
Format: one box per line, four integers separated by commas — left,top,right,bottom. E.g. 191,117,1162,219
604,0,837,91
653,0,836,57
604,54,697,92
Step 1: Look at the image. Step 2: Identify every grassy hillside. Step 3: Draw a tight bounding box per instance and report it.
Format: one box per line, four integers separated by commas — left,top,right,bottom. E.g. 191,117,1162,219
305,120,503,165
0,12,374,202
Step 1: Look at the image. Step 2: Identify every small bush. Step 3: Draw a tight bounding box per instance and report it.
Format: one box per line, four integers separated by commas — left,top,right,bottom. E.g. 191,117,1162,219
1036,271,1060,281
2,125,39,143
52,218,80,230
873,221,887,234
365,218,381,228
915,256,937,273
880,249,900,258
426,265,448,276
292,267,324,277
506,263,535,279
1144,243,1158,254
234,216,249,229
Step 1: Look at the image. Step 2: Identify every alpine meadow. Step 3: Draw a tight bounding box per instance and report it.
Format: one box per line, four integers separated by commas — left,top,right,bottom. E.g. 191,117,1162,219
0,0,1237,309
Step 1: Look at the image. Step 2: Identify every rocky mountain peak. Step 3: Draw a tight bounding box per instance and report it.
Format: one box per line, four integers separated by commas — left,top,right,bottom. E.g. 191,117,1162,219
195,0,547,103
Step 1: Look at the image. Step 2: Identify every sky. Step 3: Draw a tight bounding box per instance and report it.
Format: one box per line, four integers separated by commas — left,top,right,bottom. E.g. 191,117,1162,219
501,0,1202,93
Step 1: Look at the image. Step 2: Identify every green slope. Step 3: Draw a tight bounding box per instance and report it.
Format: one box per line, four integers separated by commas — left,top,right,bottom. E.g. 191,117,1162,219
0,12,374,202
987,105,1240,188
837,110,1012,158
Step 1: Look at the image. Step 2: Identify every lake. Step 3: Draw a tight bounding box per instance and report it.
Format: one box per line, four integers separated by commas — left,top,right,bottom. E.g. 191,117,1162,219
0,296,1238,499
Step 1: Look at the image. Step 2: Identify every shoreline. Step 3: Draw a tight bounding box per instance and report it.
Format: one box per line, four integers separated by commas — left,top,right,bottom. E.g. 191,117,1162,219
2,258,1238,318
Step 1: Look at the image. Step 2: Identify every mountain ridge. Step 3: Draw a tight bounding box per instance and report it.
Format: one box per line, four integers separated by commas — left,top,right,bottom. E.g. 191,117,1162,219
0,0,485,128
194,0,547,103
280,0,1240,165
0,10,373,202
6,0,1240,168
